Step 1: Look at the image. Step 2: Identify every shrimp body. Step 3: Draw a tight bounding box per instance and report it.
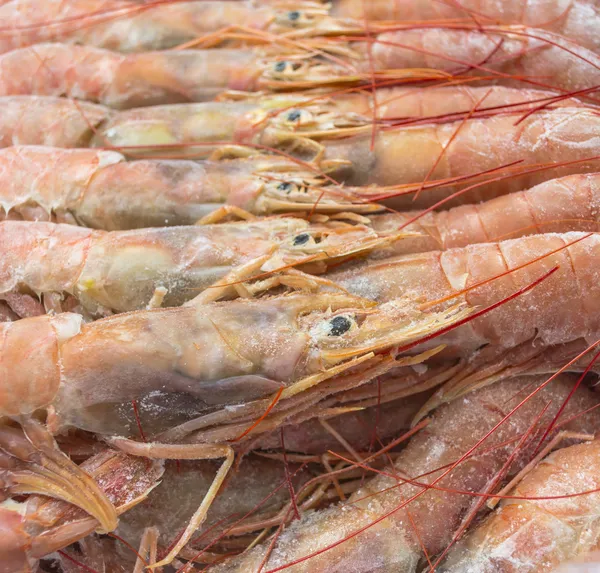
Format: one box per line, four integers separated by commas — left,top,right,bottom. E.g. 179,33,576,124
0,0,276,53
0,96,110,148
0,43,262,108
0,292,460,436
441,439,600,572
0,217,384,316
268,27,600,93
370,173,600,255
332,0,600,54
0,147,379,229
91,87,587,159
325,108,600,208
213,376,600,572
332,232,600,356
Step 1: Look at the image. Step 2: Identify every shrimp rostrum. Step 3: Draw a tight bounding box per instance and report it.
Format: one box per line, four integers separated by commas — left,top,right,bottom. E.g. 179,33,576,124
0,147,379,229
0,216,399,318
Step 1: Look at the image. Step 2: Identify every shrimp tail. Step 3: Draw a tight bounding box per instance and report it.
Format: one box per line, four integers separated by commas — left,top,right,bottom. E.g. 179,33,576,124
0,419,118,534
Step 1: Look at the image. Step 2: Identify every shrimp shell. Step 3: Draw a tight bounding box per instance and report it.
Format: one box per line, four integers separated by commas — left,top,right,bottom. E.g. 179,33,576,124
211,375,600,572
370,173,600,256
0,43,263,108
325,108,600,208
440,438,600,572
332,0,600,54
0,147,379,228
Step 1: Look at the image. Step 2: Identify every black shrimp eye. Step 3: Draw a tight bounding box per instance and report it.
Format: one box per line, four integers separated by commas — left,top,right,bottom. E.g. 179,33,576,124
287,110,301,122
274,61,287,72
277,182,292,192
293,233,310,246
288,10,301,21
328,315,353,336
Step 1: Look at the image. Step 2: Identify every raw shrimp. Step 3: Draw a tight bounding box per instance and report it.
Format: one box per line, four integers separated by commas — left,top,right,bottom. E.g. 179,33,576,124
369,173,600,256
331,231,600,408
0,217,395,317
266,26,600,93
440,438,600,572
324,107,600,209
0,294,464,568
0,0,329,53
332,0,600,54
211,375,600,572
0,96,110,148
0,293,465,438
0,445,163,573
0,43,266,108
91,85,587,159
90,98,369,160
0,147,379,229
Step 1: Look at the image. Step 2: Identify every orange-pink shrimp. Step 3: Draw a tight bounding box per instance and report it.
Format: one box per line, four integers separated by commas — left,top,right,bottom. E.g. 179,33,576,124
0,0,325,53
0,43,267,108
0,446,163,573
90,85,588,159
268,26,600,93
330,232,600,408
332,0,600,54
440,437,600,572
211,375,600,572
0,147,379,229
0,95,110,147
369,173,600,256
324,107,600,209
0,216,393,317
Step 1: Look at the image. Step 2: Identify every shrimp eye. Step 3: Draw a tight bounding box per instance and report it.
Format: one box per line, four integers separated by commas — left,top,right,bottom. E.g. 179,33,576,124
292,62,302,71
277,182,292,192
287,110,302,122
293,233,310,246
274,61,287,72
288,10,301,21
328,315,353,336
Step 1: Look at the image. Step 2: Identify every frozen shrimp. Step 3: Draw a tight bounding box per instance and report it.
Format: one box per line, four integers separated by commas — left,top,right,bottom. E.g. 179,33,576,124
92,85,587,159
324,107,600,209
332,232,600,354
266,26,600,93
331,231,600,410
0,294,465,568
0,43,266,108
332,0,600,54
0,147,379,229
0,95,110,148
0,445,164,572
211,375,600,572
369,173,600,256
0,293,465,438
90,98,369,160
0,0,329,53
0,217,395,317
440,438,600,572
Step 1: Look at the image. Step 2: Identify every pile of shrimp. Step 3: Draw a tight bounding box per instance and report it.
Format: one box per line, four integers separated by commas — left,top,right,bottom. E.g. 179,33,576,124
3,1,600,572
